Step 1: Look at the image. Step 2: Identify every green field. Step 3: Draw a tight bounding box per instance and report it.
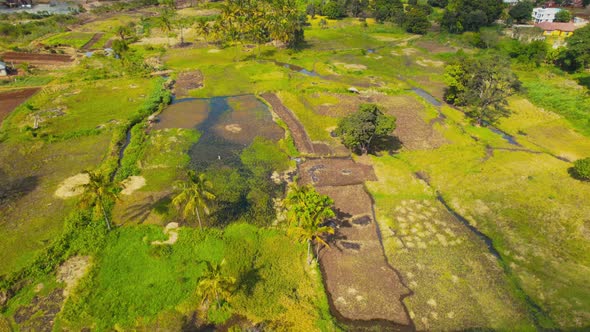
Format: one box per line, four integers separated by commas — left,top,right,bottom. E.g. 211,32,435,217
1,2,590,331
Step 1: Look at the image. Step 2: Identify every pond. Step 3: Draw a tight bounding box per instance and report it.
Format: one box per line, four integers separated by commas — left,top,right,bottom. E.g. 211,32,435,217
154,95,284,170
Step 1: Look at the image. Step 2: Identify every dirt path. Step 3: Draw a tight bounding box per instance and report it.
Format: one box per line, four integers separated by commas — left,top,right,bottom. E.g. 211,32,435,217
299,159,414,330
261,93,315,154
81,33,104,51
265,94,415,329
0,88,40,125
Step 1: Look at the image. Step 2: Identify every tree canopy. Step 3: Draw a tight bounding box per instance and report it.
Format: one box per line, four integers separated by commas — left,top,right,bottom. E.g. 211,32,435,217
556,24,590,71
508,1,533,24
335,103,396,154
444,55,521,125
554,9,572,23
572,157,590,181
441,0,504,33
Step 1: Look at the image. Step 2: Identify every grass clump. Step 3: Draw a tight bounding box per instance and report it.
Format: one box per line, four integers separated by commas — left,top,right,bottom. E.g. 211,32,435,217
572,157,590,181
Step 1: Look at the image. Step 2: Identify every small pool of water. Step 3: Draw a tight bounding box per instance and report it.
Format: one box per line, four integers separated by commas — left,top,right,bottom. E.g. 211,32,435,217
272,61,320,77
155,95,284,170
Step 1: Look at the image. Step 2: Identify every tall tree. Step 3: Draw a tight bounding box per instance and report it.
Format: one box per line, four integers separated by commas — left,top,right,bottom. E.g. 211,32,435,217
196,259,236,309
441,0,503,33
172,171,216,229
444,55,521,125
508,0,533,24
374,0,404,24
557,24,590,71
78,171,118,231
335,103,396,155
404,5,432,34
285,185,335,264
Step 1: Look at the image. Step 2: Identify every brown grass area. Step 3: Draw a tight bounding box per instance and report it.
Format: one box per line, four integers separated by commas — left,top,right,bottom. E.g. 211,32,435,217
1,52,74,65
414,41,456,54
299,158,377,187
0,88,40,124
316,184,412,328
173,70,204,98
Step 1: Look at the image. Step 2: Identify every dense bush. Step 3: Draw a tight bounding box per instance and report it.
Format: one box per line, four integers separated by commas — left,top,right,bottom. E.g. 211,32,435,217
573,158,590,180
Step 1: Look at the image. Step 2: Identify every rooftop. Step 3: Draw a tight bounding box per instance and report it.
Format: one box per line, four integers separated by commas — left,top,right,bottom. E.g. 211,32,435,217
535,21,577,31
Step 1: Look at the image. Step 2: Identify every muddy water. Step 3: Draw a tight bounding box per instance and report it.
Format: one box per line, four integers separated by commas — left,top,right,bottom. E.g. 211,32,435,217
156,95,284,170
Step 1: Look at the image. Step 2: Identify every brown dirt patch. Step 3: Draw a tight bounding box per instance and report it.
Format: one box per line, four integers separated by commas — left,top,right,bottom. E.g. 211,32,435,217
0,88,40,124
54,173,89,199
415,41,456,54
299,158,377,187
316,184,412,328
1,52,74,65
13,288,64,331
57,256,91,297
81,32,104,51
261,92,314,154
174,70,204,98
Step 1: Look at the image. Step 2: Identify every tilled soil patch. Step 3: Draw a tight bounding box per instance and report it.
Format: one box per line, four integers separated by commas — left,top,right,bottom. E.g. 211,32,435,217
299,158,376,187
13,288,64,332
317,184,413,329
174,70,204,97
0,88,40,124
261,92,314,154
80,32,104,51
1,52,74,65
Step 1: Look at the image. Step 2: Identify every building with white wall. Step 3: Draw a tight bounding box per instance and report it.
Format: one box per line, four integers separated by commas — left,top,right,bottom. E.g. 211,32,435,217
532,7,563,23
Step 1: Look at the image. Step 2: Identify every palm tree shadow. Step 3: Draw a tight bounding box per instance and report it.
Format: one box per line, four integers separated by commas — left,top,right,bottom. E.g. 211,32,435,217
122,194,172,224
0,168,39,207
236,265,263,296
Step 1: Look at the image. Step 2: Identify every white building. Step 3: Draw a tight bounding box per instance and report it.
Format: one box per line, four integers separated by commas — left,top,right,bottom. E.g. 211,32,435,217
504,0,521,5
532,8,563,23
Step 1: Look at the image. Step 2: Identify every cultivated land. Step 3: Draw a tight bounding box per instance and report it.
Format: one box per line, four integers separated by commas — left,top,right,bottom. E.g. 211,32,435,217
1,2,590,331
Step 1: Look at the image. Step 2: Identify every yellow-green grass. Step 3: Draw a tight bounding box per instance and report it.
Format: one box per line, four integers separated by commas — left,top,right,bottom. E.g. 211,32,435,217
277,91,339,143
3,78,156,138
399,141,590,329
77,14,141,33
366,155,535,331
0,133,112,276
42,32,96,49
56,224,336,331
500,97,590,161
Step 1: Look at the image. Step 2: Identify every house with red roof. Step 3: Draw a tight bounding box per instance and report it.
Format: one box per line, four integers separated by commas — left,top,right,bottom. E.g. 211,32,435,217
534,21,578,37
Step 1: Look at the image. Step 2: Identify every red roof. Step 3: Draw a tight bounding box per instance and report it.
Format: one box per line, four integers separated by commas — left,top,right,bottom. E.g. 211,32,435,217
535,22,577,32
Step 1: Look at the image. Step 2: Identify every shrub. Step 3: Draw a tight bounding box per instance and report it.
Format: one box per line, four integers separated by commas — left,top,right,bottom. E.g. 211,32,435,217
573,158,590,180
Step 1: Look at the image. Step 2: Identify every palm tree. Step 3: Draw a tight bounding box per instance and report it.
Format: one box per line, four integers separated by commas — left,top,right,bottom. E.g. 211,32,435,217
197,259,236,309
285,185,335,264
78,170,118,231
195,20,211,43
172,171,215,229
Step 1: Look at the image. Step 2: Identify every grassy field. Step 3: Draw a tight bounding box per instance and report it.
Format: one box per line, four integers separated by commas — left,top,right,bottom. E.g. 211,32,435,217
56,224,335,331
1,4,590,331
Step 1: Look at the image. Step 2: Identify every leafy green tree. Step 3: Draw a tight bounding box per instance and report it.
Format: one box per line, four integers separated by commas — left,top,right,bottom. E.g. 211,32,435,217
374,0,404,24
508,1,533,24
172,171,216,229
444,55,521,125
157,6,175,46
195,20,211,42
323,0,346,19
573,158,590,180
335,103,396,154
404,5,431,34
554,9,572,23
285,185,335,264
197,259,236,309
78,171,118,231
556,24,590,71
441,0,504,33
